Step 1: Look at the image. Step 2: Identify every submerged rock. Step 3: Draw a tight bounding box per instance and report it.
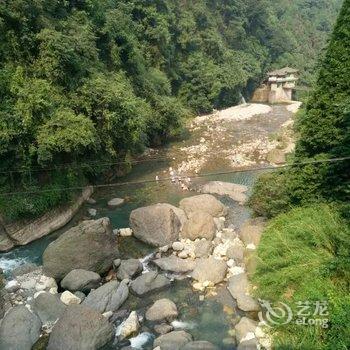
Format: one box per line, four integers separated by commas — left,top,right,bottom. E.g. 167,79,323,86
43,218,118,280
182,341,219,350
61,269,101,293
108,198,125,208
181,211,216,240
47,304,114,350
179,194,227,218
200,181,248,204
191,257,227,284
130,271,171,296
130,204,183,247
0,306,42,350
153,330,192,350
83,280,129,313
153,255,196,273
145,298,178,322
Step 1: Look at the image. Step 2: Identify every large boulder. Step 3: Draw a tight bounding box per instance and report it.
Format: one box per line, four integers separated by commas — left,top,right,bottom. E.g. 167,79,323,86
43,218,118,280
0,306,42,350
32,292,66,324
153,255,196,273
117,259,143,280
179,195,227,218
153,330,192,350
83,280,129,313
61,269,101,293
145,298,178,321
191,257,227,284
181,212,216,240
200,181,248,204
47,304,114,350
130,271,171,296
130,204,183,247
182,341,219,350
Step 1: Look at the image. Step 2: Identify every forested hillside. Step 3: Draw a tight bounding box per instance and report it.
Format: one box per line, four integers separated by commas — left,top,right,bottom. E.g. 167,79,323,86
251,1,350,348
0,0,341,220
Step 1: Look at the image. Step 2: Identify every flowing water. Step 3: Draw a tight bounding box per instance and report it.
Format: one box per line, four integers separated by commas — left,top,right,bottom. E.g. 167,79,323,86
0,104,294,349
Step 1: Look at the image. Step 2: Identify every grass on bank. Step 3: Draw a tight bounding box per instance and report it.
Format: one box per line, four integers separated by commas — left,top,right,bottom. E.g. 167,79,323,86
253,204,350,350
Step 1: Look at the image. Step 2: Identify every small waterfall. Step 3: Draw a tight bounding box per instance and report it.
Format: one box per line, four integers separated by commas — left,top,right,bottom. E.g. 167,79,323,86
139,252,156,273
239,92,247,105
129,332,154,349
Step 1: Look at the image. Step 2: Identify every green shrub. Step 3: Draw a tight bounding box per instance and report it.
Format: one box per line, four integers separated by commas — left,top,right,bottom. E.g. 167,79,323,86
253,205,350,350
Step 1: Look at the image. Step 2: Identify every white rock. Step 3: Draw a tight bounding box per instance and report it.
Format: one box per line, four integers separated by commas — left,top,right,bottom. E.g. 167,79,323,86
49,287,58,294
159,245,169,253
60,291,81,305
178,251,189,259
241,332,256,343
255,326,266,338
246,243,256,250
108,198,125,208
119,228,133,237
88,208,97,217
117,311,140,340
35,275,57,292
103,311,113,319
5,280,20,293
227,259,236,268
229,266,245,276
172,242,184,251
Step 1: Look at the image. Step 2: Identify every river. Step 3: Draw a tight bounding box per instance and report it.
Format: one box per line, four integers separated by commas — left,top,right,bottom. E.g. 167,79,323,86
0,103,297,349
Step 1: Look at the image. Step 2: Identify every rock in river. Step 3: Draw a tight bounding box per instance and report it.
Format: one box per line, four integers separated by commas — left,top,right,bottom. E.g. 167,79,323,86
117,259,143,280
130,204,183,247
191,257,227,284
154,330,192,350
108,198,125,208
181,211,216,240
0,306,42,350
32,292,66,324
61,269,101,293
116,311,140,340
179,194,227,218
47,304,114,350
153,255,196,273
43,218,118,280
83,280,129,313
130,271,171,296
200,181,248,204
145,298,178,321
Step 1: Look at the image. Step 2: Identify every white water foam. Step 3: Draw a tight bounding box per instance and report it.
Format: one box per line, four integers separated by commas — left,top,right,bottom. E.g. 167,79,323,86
0,257,28,274
129,332,154,349
139,252,155,273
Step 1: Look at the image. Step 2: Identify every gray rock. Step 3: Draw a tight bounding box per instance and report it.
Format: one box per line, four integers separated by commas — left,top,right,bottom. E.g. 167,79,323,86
130,271,171,296
47,304,114,350
117,259,143,280
200,181,248,204
43,218,118,280
154,323,173,335
113,259,121,269
130,204,182,247
227,273,249,299
234,317,258,343
145,298,178,321
182,341,219,350
108,198,125,208
117,311,140,340
88,208,97,217
32,292,66,324
179,195,227,218
83,280,129,313
194,240,213,258
191,257,227,284
74,291,86,302
181,212,216,241
153,256,196,273
153,330,192,350
236,294,260,312
61,269,101,293
0,306,42,350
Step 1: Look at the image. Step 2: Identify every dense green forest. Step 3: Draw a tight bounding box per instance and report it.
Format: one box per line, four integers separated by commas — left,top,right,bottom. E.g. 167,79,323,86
0,0,341,220
251,0,350,348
